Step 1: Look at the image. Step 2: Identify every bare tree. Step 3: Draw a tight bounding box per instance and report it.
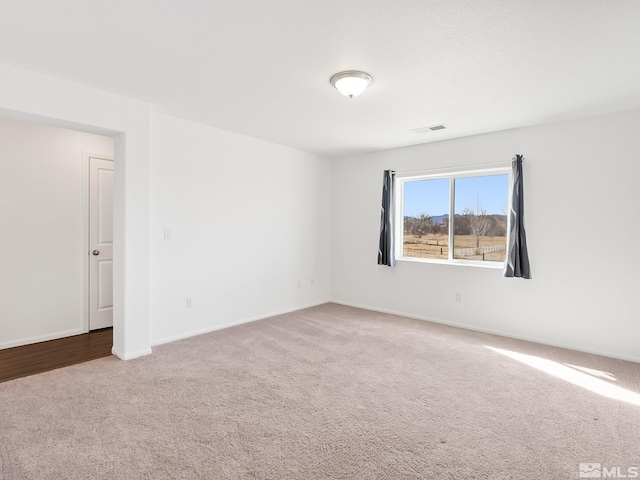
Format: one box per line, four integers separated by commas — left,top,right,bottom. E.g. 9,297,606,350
409,213,433,237
463,196,490,249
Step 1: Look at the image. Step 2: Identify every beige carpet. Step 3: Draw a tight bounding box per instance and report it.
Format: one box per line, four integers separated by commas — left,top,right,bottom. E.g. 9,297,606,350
1,303,639,479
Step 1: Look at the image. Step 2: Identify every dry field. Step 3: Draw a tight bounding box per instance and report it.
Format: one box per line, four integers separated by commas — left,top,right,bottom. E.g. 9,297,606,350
403,234,506,262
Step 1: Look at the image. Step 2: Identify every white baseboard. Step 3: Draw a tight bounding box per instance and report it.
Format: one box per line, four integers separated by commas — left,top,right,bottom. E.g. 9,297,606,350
111,346,152,360
150,299,332,347
0,328,85,350
331,299,640,364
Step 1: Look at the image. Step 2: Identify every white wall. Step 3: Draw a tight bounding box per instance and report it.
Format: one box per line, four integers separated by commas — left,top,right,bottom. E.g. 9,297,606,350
150,113,332,345
2,60,637,364
331,109,640,362
0,117,113,349
0,62,152,360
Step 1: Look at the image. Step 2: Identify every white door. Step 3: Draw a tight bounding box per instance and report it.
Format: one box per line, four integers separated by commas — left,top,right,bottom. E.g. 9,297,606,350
89,157,114,330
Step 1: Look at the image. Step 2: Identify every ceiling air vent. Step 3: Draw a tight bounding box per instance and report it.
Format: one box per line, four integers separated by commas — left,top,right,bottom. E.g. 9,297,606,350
411,124,447,134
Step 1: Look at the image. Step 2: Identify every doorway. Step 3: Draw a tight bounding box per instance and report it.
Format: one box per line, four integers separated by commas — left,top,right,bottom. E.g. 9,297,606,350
0,117,115,351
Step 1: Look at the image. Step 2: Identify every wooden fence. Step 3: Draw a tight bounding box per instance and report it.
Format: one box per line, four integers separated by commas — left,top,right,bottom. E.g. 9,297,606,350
453,244,506,257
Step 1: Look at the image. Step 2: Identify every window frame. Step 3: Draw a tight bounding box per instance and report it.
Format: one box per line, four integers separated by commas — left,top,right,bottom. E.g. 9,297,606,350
395,166,512,268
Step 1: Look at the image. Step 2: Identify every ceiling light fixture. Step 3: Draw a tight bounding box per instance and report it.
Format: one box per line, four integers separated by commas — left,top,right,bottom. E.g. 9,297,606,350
330,71,373,98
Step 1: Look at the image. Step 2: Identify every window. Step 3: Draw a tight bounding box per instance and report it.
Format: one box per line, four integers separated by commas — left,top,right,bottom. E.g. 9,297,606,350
397,168,510,266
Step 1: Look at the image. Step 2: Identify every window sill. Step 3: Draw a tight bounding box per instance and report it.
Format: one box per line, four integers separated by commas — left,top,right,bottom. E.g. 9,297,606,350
397,257,505,269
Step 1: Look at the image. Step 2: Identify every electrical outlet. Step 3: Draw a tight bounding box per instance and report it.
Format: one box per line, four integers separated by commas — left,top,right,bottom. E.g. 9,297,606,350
297,281,302,288
164,228,173,241
455,292,462,303
186,297,194,308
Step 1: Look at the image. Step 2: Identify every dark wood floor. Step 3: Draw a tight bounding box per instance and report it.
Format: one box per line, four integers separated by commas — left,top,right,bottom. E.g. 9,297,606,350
0,328,113,383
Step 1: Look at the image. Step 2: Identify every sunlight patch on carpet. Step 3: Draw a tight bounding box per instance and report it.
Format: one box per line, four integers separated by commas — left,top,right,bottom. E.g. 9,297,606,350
486,346,640,406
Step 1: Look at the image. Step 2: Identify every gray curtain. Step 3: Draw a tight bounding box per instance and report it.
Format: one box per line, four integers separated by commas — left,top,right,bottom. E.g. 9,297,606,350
377,170,396,266
504,155,531,278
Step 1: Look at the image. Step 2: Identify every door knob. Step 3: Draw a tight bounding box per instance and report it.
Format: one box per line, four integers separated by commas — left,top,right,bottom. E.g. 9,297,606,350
92,250,100,256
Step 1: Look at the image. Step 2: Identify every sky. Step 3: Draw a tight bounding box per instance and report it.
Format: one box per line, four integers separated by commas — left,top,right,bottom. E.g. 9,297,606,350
403,174,509,217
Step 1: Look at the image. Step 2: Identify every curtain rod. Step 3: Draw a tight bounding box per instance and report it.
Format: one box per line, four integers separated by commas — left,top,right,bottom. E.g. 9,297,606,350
393,159,518,176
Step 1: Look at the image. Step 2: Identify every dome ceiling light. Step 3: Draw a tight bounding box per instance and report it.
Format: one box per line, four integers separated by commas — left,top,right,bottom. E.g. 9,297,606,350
330,71,373,98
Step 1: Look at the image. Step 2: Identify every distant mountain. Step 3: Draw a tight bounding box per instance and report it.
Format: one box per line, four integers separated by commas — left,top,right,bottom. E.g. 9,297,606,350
404,214,449,224
431,214,449,224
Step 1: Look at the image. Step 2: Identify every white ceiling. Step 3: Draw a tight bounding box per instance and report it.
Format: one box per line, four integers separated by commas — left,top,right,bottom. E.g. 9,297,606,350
1,0,639,158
